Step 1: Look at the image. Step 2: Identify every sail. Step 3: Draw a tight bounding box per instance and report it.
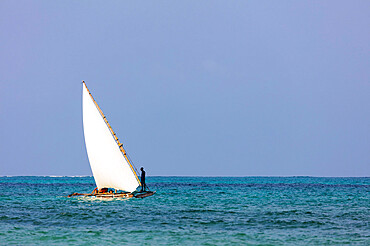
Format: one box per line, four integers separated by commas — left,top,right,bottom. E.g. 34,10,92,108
82,83,140,192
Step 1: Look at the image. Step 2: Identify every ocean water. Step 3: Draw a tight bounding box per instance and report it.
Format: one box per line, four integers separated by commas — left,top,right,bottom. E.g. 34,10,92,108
0,176,369,245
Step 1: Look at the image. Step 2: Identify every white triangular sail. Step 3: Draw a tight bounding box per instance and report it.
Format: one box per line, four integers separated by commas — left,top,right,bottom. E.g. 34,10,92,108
82,83,140,192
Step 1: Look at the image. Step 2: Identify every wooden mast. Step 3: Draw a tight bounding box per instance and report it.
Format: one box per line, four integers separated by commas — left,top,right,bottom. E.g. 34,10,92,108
82,81,142,186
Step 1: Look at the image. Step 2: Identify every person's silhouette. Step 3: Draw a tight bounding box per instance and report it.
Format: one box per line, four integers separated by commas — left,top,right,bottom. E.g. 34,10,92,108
140,167,146,192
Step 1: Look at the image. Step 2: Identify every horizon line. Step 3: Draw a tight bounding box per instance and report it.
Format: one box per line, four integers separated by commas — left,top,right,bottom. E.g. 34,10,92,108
1,175,369,178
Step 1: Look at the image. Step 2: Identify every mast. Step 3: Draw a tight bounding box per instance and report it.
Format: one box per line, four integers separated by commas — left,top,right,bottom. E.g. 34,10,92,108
82,81,141,186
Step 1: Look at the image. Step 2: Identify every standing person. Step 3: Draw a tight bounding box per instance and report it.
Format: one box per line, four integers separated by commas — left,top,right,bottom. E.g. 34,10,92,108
140,167,146,192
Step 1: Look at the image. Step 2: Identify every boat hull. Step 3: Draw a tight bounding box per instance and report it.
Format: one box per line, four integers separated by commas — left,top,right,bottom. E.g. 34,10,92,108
134,191,156,198
68,191,155,198
68,192,133,198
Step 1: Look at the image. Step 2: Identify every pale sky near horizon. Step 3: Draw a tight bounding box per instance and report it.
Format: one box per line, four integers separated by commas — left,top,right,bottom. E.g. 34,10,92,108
0,1,369,177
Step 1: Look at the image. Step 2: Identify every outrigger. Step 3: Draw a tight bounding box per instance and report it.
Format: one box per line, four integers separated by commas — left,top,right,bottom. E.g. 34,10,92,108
68,81,155,199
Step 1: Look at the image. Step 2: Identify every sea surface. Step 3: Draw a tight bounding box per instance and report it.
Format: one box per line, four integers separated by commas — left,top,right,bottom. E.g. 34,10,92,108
0,176,369,245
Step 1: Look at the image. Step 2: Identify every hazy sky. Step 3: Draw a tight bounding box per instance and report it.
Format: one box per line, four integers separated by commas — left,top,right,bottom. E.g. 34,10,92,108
1,1,369,176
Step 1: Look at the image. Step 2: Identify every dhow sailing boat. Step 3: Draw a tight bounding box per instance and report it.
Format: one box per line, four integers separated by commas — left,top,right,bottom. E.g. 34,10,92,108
69,81,155,198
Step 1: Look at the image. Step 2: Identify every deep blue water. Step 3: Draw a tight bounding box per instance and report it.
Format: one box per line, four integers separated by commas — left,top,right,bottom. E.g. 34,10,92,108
0,176,369,245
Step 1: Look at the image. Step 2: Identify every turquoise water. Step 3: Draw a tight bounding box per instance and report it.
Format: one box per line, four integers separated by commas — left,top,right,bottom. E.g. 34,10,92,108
0,176,369,245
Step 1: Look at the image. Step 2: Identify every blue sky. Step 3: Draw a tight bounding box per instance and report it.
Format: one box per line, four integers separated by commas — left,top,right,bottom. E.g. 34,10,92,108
0,1,369,176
